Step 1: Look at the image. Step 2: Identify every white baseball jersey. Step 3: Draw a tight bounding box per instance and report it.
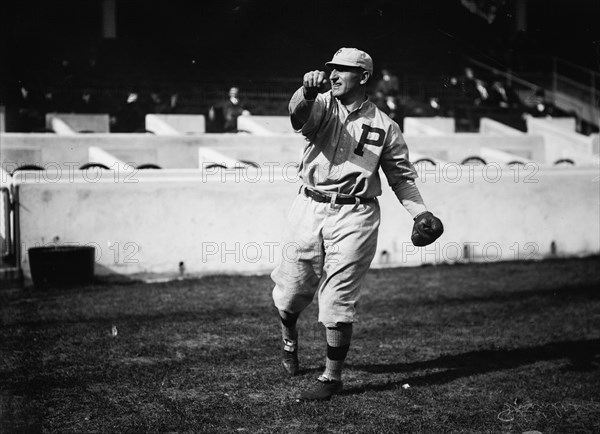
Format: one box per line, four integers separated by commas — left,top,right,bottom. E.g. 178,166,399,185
289,88,426,217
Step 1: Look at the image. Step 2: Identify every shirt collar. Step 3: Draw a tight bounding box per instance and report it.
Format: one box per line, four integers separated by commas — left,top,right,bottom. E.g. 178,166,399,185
335,94,370,115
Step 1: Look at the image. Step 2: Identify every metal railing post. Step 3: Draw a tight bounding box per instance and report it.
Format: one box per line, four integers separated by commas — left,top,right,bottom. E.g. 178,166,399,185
0,187,12,259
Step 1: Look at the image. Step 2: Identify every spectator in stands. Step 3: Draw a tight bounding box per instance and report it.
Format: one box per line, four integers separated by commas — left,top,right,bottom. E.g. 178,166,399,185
74,88,102,114
169,93,180,113
41,90,58,115
427,97,443,116
372,90,392,116
10,80,44,132
149,92,171,114
438,74,463,116
445,67,487,131
374,68,400,97
529,88,555,117
373,68,402,123
458,67,488,106
486,76,524,111
111,91,146,132
208,87,251,133
486,78,510,108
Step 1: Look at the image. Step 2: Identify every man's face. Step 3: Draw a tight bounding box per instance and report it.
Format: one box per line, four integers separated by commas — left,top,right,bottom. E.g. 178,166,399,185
328,65,367,101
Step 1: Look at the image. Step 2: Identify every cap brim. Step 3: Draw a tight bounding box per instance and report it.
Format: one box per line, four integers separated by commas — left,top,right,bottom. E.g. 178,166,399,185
325,60,361,69
325,61,372,74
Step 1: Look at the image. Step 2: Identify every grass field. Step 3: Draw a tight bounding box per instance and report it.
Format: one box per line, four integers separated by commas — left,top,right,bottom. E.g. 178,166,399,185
1,257,600,433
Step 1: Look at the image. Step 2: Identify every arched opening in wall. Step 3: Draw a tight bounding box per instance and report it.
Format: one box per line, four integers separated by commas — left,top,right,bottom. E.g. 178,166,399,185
238,160,260,168
461,156,487,165
413,158,437,167
204,163,227,169
10,164,44,175
553,158,575,167
79,163,110,170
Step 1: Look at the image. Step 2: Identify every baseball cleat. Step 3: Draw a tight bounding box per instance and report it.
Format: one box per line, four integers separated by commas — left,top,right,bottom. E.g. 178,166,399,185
281,339,299,376
296,375,343,401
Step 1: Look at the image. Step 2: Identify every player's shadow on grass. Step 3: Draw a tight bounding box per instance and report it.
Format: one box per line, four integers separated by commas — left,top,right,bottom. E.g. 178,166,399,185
342,338,600,395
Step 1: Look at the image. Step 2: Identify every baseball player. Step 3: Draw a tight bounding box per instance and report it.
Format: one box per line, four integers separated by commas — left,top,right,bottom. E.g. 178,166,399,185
271,47,443,401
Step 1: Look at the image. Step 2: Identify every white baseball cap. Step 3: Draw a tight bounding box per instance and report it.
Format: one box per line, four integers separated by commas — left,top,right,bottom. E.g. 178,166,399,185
326,47,373,75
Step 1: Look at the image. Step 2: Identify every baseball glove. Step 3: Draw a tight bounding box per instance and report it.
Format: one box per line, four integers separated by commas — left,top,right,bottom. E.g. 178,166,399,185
411,211,444,247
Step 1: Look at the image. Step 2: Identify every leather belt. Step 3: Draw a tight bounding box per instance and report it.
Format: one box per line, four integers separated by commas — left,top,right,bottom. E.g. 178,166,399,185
302,187,375,205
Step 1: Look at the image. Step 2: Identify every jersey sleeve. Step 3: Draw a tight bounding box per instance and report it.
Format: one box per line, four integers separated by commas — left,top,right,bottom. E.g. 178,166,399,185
289,87,327,138
380,126,428,218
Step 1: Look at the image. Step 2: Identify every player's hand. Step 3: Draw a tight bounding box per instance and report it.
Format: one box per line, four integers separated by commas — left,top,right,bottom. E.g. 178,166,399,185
411,212,444,247
303,70,327,100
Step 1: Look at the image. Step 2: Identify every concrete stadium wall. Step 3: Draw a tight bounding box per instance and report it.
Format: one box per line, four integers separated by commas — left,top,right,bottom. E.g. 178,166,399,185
13,165,600,280
403,117,455,135
405,134,546,163
46,113,110,133
378,166,599,266
541,117,577,131
525,117,599,166
15,170,300,279
145,114,206,134
480,118,524,136
480,117,598,166
554,90,599,126
1,133,549,172
237,116,295,134
0,133,305,171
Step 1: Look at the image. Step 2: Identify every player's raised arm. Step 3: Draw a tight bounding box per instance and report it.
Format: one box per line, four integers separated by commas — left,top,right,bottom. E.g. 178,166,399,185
289,70,327,130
